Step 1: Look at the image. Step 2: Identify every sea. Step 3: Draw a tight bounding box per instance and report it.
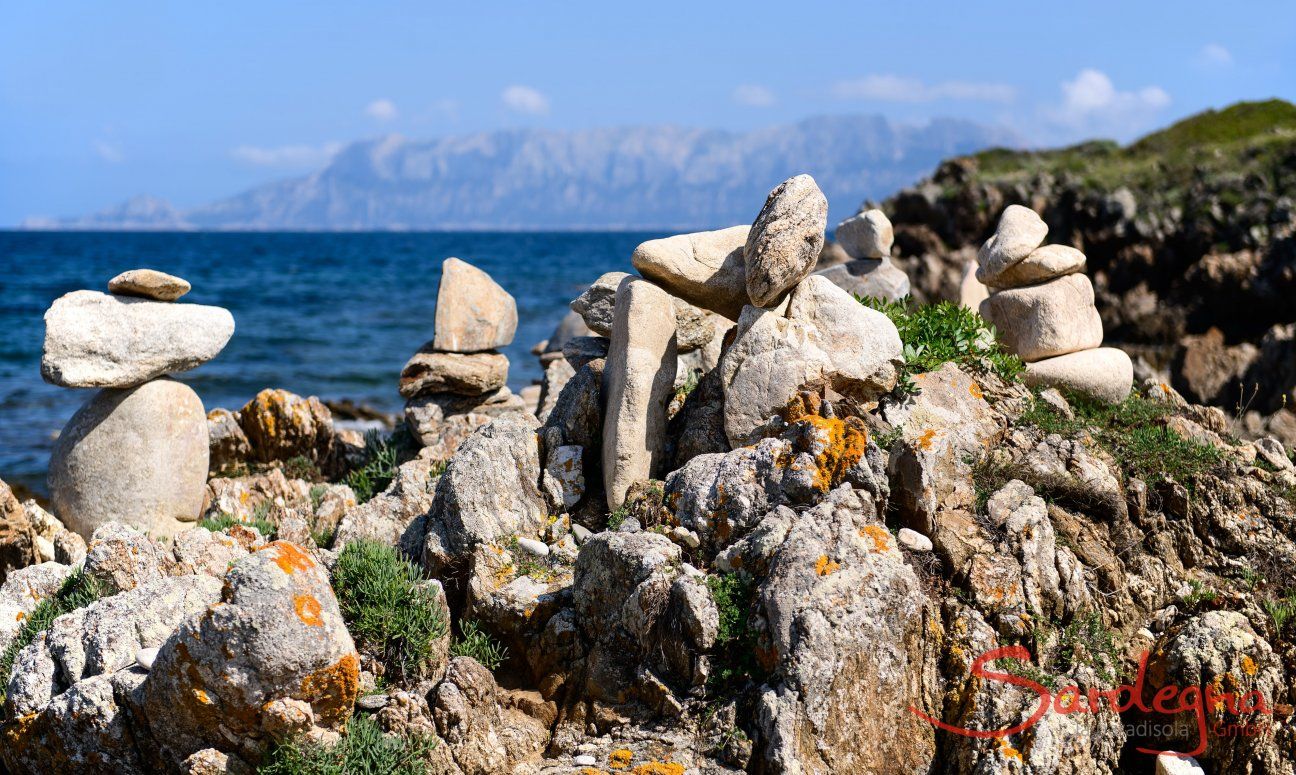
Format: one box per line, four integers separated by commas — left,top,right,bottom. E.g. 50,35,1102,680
0,230,663,496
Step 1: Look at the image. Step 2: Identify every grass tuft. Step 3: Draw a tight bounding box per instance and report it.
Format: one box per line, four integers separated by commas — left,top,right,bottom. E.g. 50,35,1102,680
258,713,433,775
331,540,448,682
705,571,764,690
0,569,105,710
344,429,415,504
449,619,507,671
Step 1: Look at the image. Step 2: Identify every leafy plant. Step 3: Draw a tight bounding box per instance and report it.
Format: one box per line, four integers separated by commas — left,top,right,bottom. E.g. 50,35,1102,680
1263,596,1296,634
858,296,1023,395
309,484,329,510
281,455,324,482
449,619,507,671
1183,579,1218,607
200,505,278,540
705,571,763,690
258,712,434,775
996,611,1120,690
606,506,629,531
345,429,412,504
331,540,448,681
0,569,105,709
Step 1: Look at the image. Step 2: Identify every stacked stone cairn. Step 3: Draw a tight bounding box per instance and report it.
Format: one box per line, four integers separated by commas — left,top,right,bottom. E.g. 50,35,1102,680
817,207,911,301
41,269,234,539
977,204,1134,402
563,174,904,509
399,257,531,459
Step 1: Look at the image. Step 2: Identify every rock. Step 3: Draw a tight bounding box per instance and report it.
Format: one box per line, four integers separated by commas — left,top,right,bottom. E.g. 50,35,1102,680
669,367,730,469
562,336,609,372
542,309,594,356
537,356,575,422
979,274,1103,362
515,537,549,557
752,487,938,773
332,456,441,557
518,384,541,415
432,257,518,352
881,364,1004,535
422,419,547,575
50,379,208,540
834,209,894,259
1175,327,1259,405
958,258,989,310
431,657,549,774
976,204,1048,279
542,444,585,510
897,528,932,552
1022,347,1134,403
107,269,191,301
136,542,359,768
83,522,175,593
41,291,234,388
1255,437,1293,470
571,524,592,543
630,227,751,319
541,359,605,455
0,481,36,582
135,647,159,670
602,277,678,508
206,408,251,474
744,174,828,307
404,387,530,459
170,527,254,578
720,276,901,446
238,388,334,466
398,347,509,398
984,481,1089,618
815,258,910,301
0,562,75,654
569,271,628,335
978,243,1086,288
1156,753,1206,775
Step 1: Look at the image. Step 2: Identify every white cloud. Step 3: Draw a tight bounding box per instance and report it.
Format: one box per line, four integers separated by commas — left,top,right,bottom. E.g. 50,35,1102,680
365,99,399,121
92,139,124,163
1200,43,1233,67
832,74,1016,104
732,84,776,107
230,142,343,167
501,85,550,115
1047,68,1170,139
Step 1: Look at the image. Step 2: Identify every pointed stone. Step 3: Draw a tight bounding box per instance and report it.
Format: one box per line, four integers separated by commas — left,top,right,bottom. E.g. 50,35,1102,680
433,258,517,352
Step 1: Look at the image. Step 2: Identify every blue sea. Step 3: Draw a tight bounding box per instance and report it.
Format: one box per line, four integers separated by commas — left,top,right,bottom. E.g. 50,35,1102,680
0,231,661,496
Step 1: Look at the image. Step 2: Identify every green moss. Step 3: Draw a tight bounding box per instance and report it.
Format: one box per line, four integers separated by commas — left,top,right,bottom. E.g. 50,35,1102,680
331,540,448,681
859,296,1023,395
0,569,105,709
449,619,507,671
258,713,434,775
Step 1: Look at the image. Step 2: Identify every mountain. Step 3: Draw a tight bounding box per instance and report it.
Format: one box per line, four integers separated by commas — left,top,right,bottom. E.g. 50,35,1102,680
35,116,1018,231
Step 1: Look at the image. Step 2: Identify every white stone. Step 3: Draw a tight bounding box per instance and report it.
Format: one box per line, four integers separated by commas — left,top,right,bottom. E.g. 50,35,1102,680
571,524,593,544
432,257,518,352
41,291,234,388
977,204,1048,278
1155,753,1205,775
135,647,159,670
1022,347,1134,404
108,269,191,301
630,227,750,319
897,528,932,553
515,537,549,557
979,243,1086,289
834,209,894,259
959,258,989,310
980,274,1103,362
574,755,597,766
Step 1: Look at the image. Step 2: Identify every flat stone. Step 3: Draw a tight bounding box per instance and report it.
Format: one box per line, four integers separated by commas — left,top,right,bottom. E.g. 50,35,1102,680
602,277,678,508
1022,347,1134,403
816,258,910,301
398,347,508,398
41,291,234,388
977,204,1048,279
49,379,209,539
834,209,893,259
745,174,828,307
432,258,517,352
107,269,191,301
897,528,932,552
980,274,1103,362
630,226,750,319
979,243,1086,289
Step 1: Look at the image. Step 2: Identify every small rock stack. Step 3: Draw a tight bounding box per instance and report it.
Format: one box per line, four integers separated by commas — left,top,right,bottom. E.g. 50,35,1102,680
400,257,531,459
818,208,911,301
42,269,235,539
977,205,1133,402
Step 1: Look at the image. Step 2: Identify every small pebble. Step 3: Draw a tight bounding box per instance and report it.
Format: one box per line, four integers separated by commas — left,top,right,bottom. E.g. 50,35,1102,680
572,524,593,543
356,693,389,710
574,754,597,766
515,537,549,557
897,528,933,553
135,647,159,671
108,268,192,301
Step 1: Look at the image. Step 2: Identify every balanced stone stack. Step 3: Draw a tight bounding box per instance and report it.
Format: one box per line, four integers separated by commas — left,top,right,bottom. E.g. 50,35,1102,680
566,174,904,509
400,257,530,459
42,269,235,539
977,205,1133,402
817,208,911,301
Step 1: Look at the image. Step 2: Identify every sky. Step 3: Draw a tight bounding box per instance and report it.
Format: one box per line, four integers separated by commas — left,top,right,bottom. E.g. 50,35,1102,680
1,0,1292,226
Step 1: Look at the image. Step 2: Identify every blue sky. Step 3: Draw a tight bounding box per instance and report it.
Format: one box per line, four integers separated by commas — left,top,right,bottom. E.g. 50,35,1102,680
1,0,1292,225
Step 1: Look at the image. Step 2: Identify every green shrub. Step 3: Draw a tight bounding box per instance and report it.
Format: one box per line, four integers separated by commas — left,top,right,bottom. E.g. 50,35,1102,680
345,429,414,504
858,296,1023,394
606,506,628,531
200,506,278,540
258,712,434,775
0,569,105,709
449,619,507,671
705,571,763,689
281,455,324,482
331,540,448,681
1182,579,1218,607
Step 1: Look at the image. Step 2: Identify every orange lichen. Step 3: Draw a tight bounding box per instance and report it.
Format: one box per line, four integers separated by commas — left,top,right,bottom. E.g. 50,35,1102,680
1242,655,1258,676
294,594,323,627
609,749,634,769
194,688,212,705
996,737,1022,762
916,429,938,451
299,652,361,727
262,541,316,576
632,763,686,775
15,611,24,622
580,769,606,775
860,525,891,553
968,381,984,400
814,555,840,576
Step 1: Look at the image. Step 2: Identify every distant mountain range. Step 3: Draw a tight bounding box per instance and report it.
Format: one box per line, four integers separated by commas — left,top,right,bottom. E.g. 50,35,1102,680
27,116,1019,231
